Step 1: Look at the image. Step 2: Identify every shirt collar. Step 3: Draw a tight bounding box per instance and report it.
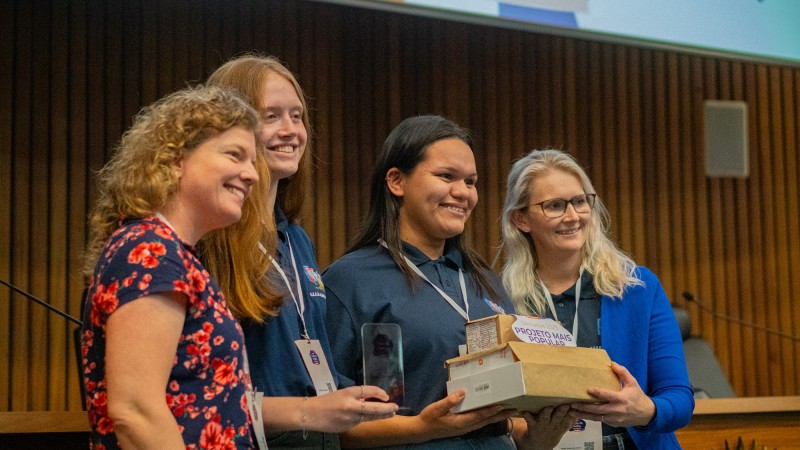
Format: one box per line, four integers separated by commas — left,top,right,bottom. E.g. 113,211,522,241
400,240,463,269
274,206,289,237
552,270,596,301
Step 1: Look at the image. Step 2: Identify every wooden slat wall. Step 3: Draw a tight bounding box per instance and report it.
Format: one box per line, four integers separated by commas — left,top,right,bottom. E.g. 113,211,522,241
1,0,798,411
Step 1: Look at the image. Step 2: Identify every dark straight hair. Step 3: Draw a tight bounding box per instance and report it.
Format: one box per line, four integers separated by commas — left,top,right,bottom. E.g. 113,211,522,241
348,115,498,299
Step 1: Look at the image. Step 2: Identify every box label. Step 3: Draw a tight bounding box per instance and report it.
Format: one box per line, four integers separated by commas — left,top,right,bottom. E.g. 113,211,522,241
465,318,499,352
512,317,575,347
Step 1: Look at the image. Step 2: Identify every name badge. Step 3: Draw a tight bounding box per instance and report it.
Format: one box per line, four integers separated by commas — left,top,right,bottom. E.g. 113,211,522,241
246,389,269,449
295,339,337,396
555,419,601,450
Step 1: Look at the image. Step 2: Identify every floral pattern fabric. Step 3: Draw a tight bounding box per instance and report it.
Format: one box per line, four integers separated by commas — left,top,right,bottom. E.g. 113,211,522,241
81,217,254,449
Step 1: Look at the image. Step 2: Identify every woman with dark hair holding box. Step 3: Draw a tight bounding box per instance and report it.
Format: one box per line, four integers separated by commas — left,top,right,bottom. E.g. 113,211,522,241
324,116,573,449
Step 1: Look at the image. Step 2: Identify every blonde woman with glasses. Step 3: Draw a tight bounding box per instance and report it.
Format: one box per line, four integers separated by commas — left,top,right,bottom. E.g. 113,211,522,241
499,149,693,450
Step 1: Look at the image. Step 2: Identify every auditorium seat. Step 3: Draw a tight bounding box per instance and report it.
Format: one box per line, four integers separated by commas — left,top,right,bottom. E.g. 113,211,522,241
672,306,736,398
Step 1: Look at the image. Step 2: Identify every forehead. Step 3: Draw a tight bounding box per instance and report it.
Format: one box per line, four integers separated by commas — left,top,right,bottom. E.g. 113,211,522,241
260,73,302,107
419,138,475,171
528,169,584,199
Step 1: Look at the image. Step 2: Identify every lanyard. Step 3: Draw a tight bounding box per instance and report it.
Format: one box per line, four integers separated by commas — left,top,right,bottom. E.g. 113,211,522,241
540,267,584,344
379,239,470,321
261,236,310,340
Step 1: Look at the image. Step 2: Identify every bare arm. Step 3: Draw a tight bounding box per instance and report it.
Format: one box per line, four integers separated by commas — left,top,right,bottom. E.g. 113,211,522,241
261,385,398,434
105,292,187,449
339,390,516,448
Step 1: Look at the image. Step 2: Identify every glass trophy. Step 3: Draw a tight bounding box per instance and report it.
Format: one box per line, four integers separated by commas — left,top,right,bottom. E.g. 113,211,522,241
361,323,408,412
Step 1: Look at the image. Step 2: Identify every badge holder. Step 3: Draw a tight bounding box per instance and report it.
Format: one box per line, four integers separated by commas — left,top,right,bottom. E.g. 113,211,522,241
361,323,410,414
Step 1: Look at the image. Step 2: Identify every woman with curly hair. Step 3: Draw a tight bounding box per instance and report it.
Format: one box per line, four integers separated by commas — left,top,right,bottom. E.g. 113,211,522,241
81,84,264,449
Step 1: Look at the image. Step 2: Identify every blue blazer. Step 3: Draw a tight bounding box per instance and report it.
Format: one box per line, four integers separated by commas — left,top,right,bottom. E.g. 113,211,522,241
601,267,695,449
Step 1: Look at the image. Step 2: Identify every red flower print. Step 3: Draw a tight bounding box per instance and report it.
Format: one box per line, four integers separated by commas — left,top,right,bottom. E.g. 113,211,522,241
203,407,219,420
211,358,237,386
155,225,173,240
212,335,224,346
186,265,208,293
203,383,224,400
169,380,180,392
90,282,119,326
137,273,153,291
198,418,236,450
96,416,114,435
193,328,211,345
128,242,167,268
167,392,197,417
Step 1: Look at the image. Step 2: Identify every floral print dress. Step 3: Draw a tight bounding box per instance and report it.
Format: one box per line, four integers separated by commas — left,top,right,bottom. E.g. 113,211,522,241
81,217,254,449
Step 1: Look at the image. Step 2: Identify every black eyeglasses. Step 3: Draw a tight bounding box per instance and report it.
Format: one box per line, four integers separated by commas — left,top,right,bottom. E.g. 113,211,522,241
529,194,596,218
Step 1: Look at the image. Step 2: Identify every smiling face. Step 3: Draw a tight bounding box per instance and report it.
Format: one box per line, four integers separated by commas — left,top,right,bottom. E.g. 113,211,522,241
173,126,259,239
257,73,307,186
388,138,478,258
511,169,590,262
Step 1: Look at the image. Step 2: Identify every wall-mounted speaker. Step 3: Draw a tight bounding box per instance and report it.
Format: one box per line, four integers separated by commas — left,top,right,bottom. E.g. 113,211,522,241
704,100,748,178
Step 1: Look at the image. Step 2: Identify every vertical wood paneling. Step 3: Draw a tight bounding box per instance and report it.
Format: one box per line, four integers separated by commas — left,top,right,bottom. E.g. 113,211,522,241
0,0,14,412
755,64,780,395
67,0,89,410
770,66,795,396
48,0,70,411
728,62,749,395
2,0,800,411
744,63,769,395
11,0,33,411
626,48,646,263
781,67,800,395
792,70,800,395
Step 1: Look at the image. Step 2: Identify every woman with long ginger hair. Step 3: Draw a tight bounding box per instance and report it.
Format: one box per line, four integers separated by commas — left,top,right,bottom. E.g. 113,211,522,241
201,54,397,450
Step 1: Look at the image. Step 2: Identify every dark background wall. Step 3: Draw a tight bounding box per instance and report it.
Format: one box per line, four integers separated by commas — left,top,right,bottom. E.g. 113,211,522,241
1,0,799,412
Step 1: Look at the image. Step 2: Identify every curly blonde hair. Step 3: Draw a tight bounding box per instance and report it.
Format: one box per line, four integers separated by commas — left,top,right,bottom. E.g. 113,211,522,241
84,84,262,275
499,149,643,316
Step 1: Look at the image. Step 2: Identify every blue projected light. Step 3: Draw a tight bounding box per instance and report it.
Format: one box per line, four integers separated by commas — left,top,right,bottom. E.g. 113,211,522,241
351,0,800,65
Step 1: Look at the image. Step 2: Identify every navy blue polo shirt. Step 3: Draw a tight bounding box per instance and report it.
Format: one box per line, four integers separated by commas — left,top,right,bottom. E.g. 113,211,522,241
544,270,601,349
323,241,511,416
241,207,342,397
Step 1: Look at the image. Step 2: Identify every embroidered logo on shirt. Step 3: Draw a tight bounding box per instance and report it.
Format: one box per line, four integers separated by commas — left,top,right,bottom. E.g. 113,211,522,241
484,299,506,314
303,266,325,291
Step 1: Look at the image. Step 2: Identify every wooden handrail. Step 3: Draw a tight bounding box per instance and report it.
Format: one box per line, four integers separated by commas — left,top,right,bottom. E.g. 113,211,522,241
0,411,89,434
693,396,800,415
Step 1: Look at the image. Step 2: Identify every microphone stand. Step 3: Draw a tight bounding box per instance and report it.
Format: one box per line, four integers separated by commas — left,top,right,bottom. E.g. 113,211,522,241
682,291,799,343
0,278,83,326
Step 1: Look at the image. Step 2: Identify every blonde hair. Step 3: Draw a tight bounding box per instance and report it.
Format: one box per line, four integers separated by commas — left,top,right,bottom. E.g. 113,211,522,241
499,149,643,316
84,84,262,275
200,54,313,321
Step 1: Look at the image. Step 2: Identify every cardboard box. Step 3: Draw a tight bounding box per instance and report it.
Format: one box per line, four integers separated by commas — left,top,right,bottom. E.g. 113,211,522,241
445,342,620,413
465,314,574,354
